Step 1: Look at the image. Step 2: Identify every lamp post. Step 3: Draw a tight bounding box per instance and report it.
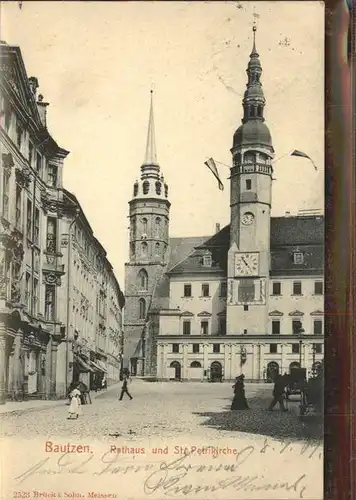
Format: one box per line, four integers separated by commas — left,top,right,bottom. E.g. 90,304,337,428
298,327,305,367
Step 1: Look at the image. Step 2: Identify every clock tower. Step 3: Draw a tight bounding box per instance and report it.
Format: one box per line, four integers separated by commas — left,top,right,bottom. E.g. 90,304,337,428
227,25,274,335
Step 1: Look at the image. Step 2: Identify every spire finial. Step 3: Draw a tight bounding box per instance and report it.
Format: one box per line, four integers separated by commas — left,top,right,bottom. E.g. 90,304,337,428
251,22,258,56
143,89,158,166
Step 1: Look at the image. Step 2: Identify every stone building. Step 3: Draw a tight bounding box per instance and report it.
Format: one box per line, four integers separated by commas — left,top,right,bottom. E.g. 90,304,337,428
124,28,324,381
0,42,124,403
57,190,125,397
0,41,70,403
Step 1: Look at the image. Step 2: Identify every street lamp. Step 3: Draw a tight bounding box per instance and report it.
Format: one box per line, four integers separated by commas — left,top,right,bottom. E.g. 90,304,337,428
297,327,305,367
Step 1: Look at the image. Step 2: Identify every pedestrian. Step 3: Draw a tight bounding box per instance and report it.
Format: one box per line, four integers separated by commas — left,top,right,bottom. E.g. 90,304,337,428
119,374,133,401
268,374,288,412
231,374,249,410
68,382,82,419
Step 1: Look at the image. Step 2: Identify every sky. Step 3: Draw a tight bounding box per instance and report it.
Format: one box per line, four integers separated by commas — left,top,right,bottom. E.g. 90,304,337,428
2,1,324,285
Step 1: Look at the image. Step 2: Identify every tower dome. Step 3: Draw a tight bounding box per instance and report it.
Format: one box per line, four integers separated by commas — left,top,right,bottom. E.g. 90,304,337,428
232,25,273,152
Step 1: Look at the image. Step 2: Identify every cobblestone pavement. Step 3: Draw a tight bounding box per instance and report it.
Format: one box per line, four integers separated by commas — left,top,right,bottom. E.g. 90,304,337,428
0,381,322,443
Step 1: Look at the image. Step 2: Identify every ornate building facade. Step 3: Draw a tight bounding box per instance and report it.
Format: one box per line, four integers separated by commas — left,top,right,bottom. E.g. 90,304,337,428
0,42,124,404
124,28,324,381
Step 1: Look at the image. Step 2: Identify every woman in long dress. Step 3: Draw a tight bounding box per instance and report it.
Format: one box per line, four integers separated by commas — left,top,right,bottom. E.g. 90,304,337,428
231,375,249,410
68,384,82,419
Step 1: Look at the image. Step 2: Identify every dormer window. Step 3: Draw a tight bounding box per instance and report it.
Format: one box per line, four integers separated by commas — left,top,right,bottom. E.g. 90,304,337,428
203,252,212,267
143,181,149,194
293,252,304,265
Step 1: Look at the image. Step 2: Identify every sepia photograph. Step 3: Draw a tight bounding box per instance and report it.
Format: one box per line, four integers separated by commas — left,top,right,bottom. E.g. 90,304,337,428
0,1,324,498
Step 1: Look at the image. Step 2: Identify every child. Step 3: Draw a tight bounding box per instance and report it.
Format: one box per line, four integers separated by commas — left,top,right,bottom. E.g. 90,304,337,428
68,382,82,419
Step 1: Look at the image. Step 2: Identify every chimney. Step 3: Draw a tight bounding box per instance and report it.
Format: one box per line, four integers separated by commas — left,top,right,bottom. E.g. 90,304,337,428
28,76,39,99
37,94,49,127
285,211,291,217
215,223,221,233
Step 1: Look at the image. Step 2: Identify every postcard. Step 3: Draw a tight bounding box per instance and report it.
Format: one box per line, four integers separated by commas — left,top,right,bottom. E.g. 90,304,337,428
0,1,324,499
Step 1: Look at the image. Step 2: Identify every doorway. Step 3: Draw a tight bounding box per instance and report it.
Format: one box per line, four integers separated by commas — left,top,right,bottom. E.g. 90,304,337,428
266,361,279,382
210,361,223,382
170,361,181,380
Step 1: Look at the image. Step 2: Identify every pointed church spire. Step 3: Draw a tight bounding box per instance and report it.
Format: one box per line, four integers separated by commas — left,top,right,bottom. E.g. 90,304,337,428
250,23,258,57
143,90,158,167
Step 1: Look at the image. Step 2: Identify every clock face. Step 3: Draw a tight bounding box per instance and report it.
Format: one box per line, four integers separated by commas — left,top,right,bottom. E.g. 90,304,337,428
241,212,254,226
235,253,259,276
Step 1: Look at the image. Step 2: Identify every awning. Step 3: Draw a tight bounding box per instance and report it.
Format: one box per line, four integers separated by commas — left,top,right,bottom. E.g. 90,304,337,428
91,360,107,373
74,354,94,373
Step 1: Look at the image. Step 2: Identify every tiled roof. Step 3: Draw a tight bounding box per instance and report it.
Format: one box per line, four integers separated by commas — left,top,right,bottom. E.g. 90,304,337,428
166,216,324,277
270,216,324,246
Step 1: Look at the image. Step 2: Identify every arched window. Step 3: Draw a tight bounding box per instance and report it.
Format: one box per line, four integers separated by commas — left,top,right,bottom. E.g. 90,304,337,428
142,218,147,234
155,181,162,195
155,217,161,238
155,242,160,257
164,184,168,198
139,298,146,319
143,181,149,195
190,361,202,368
141,242,148,257
133,183,138,197
245,152,255,164
138,269,148,290
131,218,136,237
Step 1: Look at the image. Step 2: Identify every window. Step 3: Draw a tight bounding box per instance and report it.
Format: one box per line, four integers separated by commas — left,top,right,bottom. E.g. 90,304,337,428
45,285,56,321
155,181,161,195
164,184,168,198
293,281,302,295
35,152,41,174
190,361,201,368
293,252,304,265
34,208,40,245
292,320,303,335
16,123,23,148
220,281,227,297
272,282,281,295
142,181,149,194
313,343,322,354
138,269,148,290
155,217,161,238
2,170,10,219
26,200,32,238
201,321,209,335
133,183,138,197
272,320,280,335
46,217,57,253
142,218,148,234
15,185,21,229
33,278,38,315
131,218,137,237
314,281,323,295
243,305,249,311
202,284,210,297
172,344,179,353
270,344,277,354
243,328,248,335
292,343,300,354
25,272,31,309
203,253,212,267
313,320,323,335
218,317,226,335
192,344,200,354
28,141,34,165
3,99,11,132
155,242,160,257
183,320,191,335
213,344,220,353
139,298,146,319
184,284,192,297
238,280,255,302
246,179,252,190
47,164,58,187
141,241,148,257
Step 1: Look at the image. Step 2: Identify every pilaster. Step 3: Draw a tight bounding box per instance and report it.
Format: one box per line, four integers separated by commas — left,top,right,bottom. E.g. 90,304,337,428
0,323,7,404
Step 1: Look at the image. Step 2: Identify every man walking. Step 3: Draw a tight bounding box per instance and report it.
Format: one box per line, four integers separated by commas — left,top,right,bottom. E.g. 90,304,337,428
119,374,133,401
268,374,288,411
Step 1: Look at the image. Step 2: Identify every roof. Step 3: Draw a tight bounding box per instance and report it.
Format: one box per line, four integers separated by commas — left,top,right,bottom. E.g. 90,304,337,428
167,236,210,271
167,216,324,277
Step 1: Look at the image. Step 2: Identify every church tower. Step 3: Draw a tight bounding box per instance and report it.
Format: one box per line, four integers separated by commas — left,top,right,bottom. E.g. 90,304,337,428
124,92,170,375
227,25,274,335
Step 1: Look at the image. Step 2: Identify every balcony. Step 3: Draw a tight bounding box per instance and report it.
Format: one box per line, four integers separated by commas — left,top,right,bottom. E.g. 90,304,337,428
43,252,65,273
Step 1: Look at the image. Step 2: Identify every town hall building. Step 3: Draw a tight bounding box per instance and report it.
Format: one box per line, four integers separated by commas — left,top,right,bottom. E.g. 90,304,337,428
123,27,324,382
